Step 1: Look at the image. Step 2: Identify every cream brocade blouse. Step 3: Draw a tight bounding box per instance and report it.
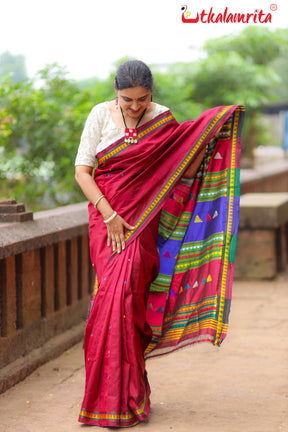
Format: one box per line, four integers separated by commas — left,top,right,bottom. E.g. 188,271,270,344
75,102,169,168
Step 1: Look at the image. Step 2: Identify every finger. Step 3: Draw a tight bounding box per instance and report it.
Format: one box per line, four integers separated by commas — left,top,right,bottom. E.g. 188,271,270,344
107,233,111,247
120,233,126,250
111,237,117,252
123,221,135,230
116,236,122,254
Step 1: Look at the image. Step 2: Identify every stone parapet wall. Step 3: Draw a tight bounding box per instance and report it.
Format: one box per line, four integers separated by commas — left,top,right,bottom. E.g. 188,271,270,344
234,193,288,279
0,203,94,373
240,160,288,194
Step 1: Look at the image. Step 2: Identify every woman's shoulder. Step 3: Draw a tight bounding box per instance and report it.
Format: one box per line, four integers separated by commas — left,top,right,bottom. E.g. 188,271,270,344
88,101,110,116
85,102,111,126
153,103,170,118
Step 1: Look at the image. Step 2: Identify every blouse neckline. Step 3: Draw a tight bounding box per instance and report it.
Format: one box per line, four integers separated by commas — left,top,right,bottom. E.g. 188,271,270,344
104,101,158,131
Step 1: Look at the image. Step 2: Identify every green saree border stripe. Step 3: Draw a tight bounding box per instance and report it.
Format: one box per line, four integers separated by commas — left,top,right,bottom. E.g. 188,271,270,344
214,106,243,345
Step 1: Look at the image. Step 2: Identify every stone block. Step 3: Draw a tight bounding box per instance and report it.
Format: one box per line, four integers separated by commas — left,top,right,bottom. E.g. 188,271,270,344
239,193,288,228
0,199,33,222
0,203,25,213
235,193,288,279
0,212,33,222
235,230,276,279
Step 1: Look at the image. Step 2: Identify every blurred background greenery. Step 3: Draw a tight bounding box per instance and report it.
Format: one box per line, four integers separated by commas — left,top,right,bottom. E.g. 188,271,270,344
1,26,288,211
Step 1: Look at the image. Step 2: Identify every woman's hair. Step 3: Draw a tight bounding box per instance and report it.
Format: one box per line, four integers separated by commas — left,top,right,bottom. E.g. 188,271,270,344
114,60,153,91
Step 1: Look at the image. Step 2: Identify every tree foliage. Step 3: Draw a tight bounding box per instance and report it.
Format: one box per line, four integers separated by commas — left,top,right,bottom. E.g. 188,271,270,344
270,28,288,102
152,63,204,122
0,64,114,209
204,26,286,66
190,26,287,162
191,52,280,109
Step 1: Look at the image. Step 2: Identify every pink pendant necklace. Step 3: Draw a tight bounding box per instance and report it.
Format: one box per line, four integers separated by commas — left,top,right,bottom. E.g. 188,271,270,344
120,106,147,144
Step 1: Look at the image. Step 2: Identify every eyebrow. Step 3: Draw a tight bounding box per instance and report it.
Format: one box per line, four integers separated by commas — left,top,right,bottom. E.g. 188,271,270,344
121,94,150,101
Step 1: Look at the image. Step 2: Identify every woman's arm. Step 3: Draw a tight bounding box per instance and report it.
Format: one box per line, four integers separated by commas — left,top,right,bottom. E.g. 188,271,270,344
75,165,134,253
183,147,206,179
75,165,113,219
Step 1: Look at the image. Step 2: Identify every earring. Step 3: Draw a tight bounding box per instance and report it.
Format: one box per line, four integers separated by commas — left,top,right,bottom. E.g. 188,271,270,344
115,97,119,109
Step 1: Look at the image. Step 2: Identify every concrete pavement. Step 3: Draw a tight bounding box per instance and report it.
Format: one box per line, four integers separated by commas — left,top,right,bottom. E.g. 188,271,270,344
0,275,287,432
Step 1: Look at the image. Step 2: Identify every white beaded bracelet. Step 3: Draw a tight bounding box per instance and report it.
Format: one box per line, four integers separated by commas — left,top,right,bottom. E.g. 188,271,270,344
94,194,105,208
103,211,117,224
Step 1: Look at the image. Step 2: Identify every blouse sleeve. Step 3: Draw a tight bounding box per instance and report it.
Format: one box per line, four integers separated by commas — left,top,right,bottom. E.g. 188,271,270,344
75,104,104,167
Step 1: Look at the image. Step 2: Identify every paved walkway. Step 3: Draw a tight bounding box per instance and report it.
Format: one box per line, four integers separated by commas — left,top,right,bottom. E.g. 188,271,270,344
0,275,287,432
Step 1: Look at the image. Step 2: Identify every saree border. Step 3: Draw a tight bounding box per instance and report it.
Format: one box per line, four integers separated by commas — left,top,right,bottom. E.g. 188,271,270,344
214,105,243,346
79,385,148,424
97,112,175,165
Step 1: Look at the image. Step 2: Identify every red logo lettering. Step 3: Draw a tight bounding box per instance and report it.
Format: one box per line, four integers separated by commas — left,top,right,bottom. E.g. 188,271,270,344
181,5,275,24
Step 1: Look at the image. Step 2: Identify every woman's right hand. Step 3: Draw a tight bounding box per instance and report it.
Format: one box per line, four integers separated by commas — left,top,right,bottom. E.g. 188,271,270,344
74,166,134,253
106,214,135,253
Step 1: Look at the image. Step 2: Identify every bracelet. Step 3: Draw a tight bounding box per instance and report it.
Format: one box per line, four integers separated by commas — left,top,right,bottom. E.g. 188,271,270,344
103,211,117,224
94,194,105,208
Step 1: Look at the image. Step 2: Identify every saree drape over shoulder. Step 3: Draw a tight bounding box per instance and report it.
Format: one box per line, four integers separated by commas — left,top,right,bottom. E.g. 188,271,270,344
79,105,244,427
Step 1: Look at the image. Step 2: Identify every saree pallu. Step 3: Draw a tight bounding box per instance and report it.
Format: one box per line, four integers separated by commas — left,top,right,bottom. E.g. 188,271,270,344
79,105,244,427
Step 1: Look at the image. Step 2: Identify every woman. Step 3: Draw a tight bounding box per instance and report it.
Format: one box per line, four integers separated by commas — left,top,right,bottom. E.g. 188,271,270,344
75,60,244,427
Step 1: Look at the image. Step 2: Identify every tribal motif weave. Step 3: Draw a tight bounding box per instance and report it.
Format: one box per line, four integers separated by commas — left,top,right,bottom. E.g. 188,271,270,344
145,109,243,357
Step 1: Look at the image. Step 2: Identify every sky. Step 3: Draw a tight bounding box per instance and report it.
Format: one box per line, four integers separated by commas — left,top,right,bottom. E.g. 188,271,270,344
1,0,287,81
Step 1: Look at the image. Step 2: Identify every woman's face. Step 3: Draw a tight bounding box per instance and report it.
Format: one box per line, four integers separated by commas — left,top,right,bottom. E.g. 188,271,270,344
117,86,152,120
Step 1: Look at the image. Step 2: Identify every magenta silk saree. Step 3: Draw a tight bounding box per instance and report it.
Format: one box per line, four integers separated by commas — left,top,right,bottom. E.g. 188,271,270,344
79,105,244,427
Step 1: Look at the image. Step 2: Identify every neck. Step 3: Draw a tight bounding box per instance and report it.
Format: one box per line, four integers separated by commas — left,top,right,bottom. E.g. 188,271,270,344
120,107,147,129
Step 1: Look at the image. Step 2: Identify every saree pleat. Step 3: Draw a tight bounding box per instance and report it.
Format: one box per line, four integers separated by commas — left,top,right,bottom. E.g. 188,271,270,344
80,215,160,427
79,105,244,427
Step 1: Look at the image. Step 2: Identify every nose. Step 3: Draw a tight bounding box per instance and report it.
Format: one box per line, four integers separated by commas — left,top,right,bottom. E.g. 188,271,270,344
131,100,140,110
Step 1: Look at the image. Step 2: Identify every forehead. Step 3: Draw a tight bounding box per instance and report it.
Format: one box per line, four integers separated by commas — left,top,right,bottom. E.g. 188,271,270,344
117,86,151,99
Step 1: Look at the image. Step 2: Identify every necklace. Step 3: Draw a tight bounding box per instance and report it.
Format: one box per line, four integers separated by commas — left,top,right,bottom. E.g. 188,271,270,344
120,106,147,144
